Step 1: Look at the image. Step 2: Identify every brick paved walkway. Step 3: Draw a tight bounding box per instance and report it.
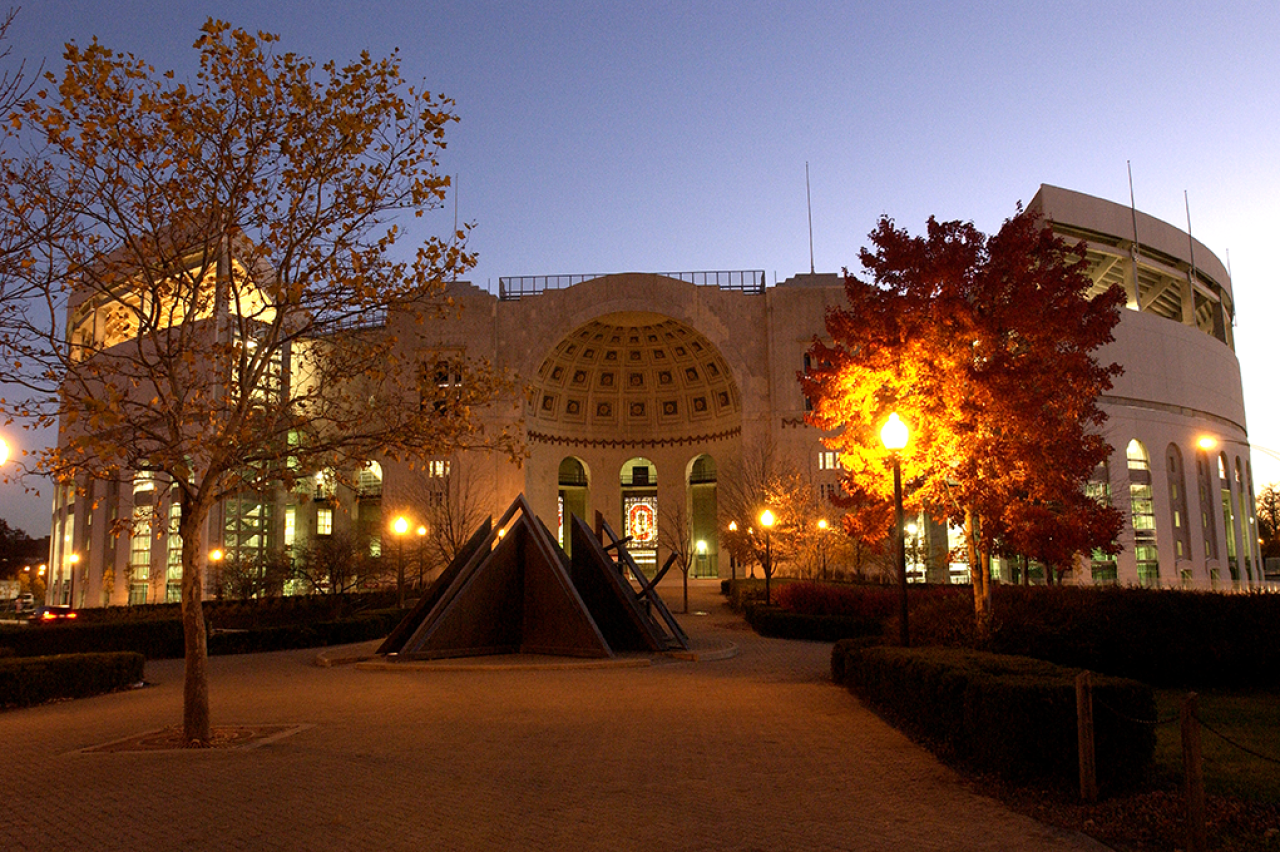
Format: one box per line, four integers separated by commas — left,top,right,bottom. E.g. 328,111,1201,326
1,580,1109,851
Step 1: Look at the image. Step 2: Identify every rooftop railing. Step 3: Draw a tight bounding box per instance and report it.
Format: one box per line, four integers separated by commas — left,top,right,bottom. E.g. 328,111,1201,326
499,270,766,301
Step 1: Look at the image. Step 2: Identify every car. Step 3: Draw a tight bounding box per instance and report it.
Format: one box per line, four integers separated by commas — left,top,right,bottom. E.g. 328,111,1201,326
29,605,78,625
14,593,34,614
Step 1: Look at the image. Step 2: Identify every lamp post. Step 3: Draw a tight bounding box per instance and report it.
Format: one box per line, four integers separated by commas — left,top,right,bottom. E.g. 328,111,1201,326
209,548,224,601
416,524,427,589
392,515,410,608
68,553,80,608
727,521,738,580
880,412,910,647
817,518,829,580
759,508,776,605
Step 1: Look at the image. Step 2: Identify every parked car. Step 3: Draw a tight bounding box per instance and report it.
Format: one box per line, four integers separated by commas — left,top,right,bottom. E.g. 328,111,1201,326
28,605,78,625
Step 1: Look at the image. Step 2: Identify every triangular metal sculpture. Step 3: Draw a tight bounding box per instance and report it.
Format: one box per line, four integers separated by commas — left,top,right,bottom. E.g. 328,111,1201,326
378,494,688,660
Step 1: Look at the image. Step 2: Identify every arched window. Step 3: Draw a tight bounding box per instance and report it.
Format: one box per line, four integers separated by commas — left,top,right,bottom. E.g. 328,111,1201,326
1166,444,1191,583
1087,458,1117,584
358,461,383,497
1220,452,1239,585
558,457,589,551
687,454,718,578
1127,440,1158,586
1195,448,1220,586
620,458,658,574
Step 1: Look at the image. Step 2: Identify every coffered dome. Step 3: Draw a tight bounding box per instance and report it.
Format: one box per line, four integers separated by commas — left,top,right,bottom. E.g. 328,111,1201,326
527,312,741,441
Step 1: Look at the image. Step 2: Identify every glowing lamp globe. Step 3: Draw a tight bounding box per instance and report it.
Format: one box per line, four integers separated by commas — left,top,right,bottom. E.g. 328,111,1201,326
880,412,909,451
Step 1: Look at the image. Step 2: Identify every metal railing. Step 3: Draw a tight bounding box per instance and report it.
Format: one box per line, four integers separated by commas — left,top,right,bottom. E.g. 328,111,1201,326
499,270,766,301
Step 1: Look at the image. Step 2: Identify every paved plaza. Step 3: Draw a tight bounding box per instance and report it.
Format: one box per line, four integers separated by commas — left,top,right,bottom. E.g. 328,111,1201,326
2,581,1109,851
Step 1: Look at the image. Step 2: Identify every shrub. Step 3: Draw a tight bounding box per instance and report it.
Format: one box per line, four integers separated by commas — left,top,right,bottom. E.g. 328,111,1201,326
0,652,145,709
774,582,898,619
0,609,405,660
897,584,1280,689
832,643,1155,792
746,605,883,642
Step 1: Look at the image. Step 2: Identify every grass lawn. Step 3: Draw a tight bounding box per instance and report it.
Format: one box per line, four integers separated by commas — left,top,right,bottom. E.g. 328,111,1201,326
1154,689,1280,804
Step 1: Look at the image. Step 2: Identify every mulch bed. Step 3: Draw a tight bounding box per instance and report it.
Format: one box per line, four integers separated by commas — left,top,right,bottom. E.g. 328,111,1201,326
80,724,309,753
982,778,1280,851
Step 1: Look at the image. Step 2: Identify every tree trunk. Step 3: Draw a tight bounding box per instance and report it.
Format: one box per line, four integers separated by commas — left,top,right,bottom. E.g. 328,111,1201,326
966,508,993,646
179,495,212,746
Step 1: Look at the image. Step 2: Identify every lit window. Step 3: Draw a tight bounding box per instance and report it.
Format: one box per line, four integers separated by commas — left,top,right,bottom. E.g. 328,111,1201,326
133,470,156,494
427,460,450,478
284,507,296,547
817,451,840,471
317,507,333,536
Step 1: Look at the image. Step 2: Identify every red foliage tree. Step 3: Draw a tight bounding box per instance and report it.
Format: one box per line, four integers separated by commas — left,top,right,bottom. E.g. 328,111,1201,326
802,207,1125,640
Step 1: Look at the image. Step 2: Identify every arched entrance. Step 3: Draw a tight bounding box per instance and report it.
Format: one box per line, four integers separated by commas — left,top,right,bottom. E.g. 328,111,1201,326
688,455,718,578
525,310,743,578
557,456,589,553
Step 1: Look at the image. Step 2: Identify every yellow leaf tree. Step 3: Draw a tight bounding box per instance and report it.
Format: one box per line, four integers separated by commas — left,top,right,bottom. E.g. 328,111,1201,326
0,20,519,744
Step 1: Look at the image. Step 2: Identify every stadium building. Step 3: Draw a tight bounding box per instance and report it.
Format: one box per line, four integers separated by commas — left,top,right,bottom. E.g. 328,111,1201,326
46,185,1260,606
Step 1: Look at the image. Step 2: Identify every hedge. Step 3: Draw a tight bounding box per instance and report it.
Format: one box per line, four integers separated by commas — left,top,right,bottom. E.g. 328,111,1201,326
832,641,1155,792
910,585,1280,689
0,610,404,660
0,652,145,709
745,605,883,642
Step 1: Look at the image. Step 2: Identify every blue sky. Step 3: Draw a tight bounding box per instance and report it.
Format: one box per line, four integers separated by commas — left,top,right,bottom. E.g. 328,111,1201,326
3,1,1279,534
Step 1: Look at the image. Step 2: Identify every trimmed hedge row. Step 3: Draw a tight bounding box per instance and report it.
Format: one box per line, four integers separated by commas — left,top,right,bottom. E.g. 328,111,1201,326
745,605,882,642
831,641,1155,791
72,590,402,628
911,585,1280,689
0,610,403,660
0,652,145,709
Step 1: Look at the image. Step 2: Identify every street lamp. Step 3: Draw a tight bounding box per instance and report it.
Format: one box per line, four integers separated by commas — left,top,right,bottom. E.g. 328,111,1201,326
392,515,410,608
68,553,80,607
208,549,224,601
0,436,8,466
416,524,428,589
817,518,829,581
727,520,739,580
759,508,777,605
880,411,910,647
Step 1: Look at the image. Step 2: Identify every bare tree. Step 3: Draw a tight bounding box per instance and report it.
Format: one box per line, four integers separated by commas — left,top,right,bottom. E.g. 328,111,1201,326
658,499,695,613
0,22,519,744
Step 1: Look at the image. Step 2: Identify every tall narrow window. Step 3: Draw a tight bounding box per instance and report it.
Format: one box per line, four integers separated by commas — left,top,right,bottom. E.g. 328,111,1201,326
1166,444,1192,584
1087,459,1117,584
1221,453,1239,585
317,507,333,537
166,504,183,602
1127,440,1159,586
1196,449,1219,587
129,506,152,605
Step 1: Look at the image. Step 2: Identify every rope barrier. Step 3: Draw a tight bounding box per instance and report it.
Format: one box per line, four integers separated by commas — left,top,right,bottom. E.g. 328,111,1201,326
1092,696,1180,727
1195,716,1280,766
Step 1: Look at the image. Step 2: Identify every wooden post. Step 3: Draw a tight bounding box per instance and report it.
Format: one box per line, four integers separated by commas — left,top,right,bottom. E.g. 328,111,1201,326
1182,692,1207,852
1076,671,1097,803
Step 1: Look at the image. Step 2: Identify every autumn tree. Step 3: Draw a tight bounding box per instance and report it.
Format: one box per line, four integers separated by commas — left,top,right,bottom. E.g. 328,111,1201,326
0,22,518,744
803,208,1124,640
1257,483,1280,562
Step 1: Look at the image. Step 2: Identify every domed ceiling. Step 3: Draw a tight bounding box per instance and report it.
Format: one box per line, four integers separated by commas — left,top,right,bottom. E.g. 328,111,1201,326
527,312,741,442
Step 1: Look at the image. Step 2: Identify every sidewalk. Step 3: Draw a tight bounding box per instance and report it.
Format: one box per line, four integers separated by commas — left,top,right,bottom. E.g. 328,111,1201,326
0,579,1109,851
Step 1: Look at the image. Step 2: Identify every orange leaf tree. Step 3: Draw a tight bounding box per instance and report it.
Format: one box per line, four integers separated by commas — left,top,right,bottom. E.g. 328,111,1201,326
802,208,1124,640
0,21,520,743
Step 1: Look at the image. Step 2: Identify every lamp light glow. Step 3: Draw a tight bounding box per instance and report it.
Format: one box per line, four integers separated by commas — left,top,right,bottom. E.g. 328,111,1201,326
880,412,909,451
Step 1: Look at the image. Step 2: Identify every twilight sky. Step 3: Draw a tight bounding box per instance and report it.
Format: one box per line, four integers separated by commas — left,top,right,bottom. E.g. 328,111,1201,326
2,0,1279,536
